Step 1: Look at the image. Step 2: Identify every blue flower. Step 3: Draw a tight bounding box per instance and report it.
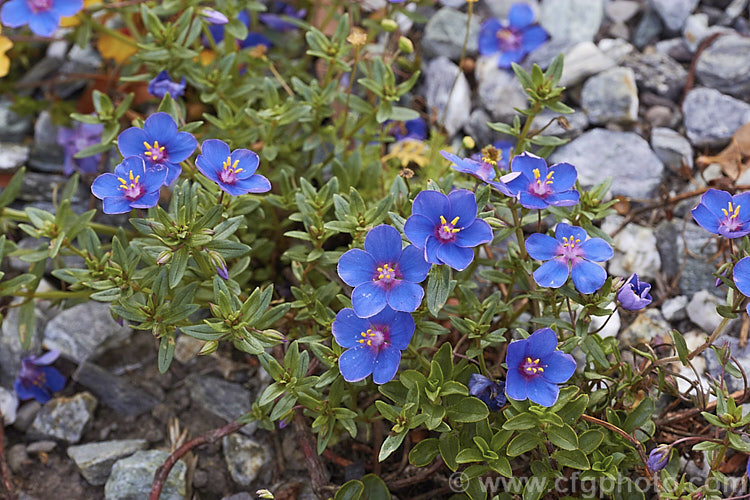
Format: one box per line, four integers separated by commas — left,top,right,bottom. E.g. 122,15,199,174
195,139,271,196
505,152,579,209
404,190,493,272
332,306,414,384
388,117,427,142
117,112,197,186
91,156,166,214
526,223,613,294
259,2,306,32
200,8,228,25
478,3,548,68
691,188,750,239
440,149,519,196
647,445,670,472
617,273,653,311
468,373,506,411
207,10,272,50
337,224,431,318
13,350,66,404
1,0,83,37
57,122,104,175
732,257,750,315
148,71,186,99
505,328,576,407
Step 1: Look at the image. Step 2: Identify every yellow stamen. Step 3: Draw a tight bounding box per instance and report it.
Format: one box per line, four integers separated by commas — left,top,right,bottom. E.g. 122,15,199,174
450,216,460,226
440,215,447,225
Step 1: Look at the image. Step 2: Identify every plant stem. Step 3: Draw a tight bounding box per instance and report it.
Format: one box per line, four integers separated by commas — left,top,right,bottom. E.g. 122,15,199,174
515,102,542,155
88,17,138,47
12,290,93,299
1,208,125,236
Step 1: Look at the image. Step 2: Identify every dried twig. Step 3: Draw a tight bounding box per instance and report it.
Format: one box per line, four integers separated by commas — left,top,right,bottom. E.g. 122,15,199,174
681,32,724,106
0,410,15,500
293,413,329,494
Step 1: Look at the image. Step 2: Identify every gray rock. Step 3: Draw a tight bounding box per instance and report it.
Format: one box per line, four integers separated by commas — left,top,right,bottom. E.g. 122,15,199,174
683,13,733,52
601,215,661,280
0,386,18,425
465,109,496,148
43,302,133,364
0,99,33,142
662,295,688,321
525,39,577,70
13,401,40,432
696,34,750,100
105,450,186,500
423,57,471,137
0,143,30,174
687,290,735,334
68,439,148,485
549,129,664,199
530,108,589,139
17,171,87,206
423,8,480,61
703,336,750,393
29,392,97,443
620,309,671,345
597,38,635,64
624,51,688,100
682,88,750,147
651,0,698,31
645,105,677,129
476,56,528,123
27,440,56,453
222,434,271,486
633,9,663,49
29,111,64,174
606,1,640,23
539,0,603,43
558,42,616,87
73,362,161,417
485,0,538,19
655,220,720,297
186,375,255,436
589,308,621,339
581,67,639,125
655,37,693,62
651,127,693,171
8,444,29,474
0,299,46,387
56,46,102,99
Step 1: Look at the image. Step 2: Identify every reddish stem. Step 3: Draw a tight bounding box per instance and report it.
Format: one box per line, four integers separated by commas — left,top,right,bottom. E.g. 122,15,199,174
0,410,15,500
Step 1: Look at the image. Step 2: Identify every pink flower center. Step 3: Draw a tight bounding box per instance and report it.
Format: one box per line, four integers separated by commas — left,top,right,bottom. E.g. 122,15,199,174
558,234,583,264
117,170,145,201
373,263,400,288
496,27,522,52
519,356,545,379
143,140,167,163
27,0,53,13
218,155,244,185
529,168,554,197
720,201,742,232
357,327,388,353
436,215,462,243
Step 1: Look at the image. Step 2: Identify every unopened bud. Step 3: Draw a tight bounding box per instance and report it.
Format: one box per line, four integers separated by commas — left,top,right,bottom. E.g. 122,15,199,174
208,251,229,280
256,490,274,499
263,329,287,343
199,340,219,355
380,19,398,32
398,36,414,54
157,251,171,265
462,136,475,149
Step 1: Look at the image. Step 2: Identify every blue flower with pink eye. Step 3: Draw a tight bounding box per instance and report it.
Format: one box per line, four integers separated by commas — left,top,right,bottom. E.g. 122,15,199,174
526,223,613,294
732,257,750,316
148,71,186,99
117,112,197,186
1,0,83,37
404,190,493,272
332,306,414,384
505,328,576,407
440,149,519,197
478,3,548,69
692,188,750,239
91,156,166,214
57,122,104,176
195,139,271,196
505,152,579,209
14,350,66,404
259,2,306,32
337,225,431,318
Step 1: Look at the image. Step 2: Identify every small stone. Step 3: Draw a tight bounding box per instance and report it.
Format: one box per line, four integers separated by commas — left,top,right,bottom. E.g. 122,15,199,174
73,362,161,417
27,440,57,453
624,51,688,100
423,57,471,137
601,215,662,280
549,129,665,199
683,13,733,52
29,392,97,443
174,335,204,364
633,9,663,49
8,444,29,474
0,99,33,142
651,0,699,31
105,450,186,500
13,401,40,432
43,302,133,363
558,42,616,87
589,309,621,339
465,109,495,148
475,56,527,123
539,0,603,43
682,87,750,147
605,1,640,23
687,290,734,333
29,111,64,174
422,8,480,61
597,38,635,64
645,105,675,128
222,434,271,486
0,386,18,426
662,295,688,321
620,309,671,345
655,220,720,297
0,143,30,174
485,0,537,19
530,108,589,139
581,67,639,125
654,37,693,62
56,46,102,99
696,34,750,100
186,375,255,436
525,39,577,70
651,127,693,171
68,439,148,485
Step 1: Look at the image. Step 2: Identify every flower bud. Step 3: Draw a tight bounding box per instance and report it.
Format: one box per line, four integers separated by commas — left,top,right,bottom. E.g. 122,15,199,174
647,445,670,472
381,19,398,32
462,136,476,149
262,329,287,343
208,251,229,280
199,340,219,355
157,250,172,265
398,36,414,54
256,490,274,499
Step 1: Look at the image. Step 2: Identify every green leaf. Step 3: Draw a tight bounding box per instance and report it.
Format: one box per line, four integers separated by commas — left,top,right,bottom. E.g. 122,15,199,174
670,329,689,365
552,449,590,470
158,334,176,374
578,429,605,453
446,397,489,423
360,474,391,500
426,265,451,317
169,247,189,288
0,167,25,209
334,480,364,500
546,423,578,451
18,300,36,350
507,431,541,457
378,432,406,462
623,397,654,433
439,432,460,471
502,412,539,431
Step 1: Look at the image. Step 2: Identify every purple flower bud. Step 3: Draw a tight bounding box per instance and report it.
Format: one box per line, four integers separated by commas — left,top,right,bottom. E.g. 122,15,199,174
200,8,229,25
215,264,229,280
148,71,186,99
468,373,506,411
647,445,670,472
617,274,653,311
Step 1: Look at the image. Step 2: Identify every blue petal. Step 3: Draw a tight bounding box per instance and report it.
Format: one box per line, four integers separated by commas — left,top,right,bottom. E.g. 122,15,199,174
548,162,577,192
436,244,474,271
351,282,388,318
1,0,32,27
498,49,526,68
579,238,613,262
455,219,493,248
571,260,606,294
91,174,122,199
734,257,750,296
508,3,534,29
720,224,750,239
533,258,569,288
339,345,375,382
733,192,750,222
448,190,478,227
144,113,178,144
504,365,528,401
411,190,449,224
332,308,371,348
386,281,424,313
511,152,547,181
199,139,230,173
404,214,436,250
541,352,576,384
505,337,528,372
424,236,441,265
53,0,83,17
41,366,66,392
397,245,431,283
545,190,580,207
526,233,560,260
365,225,402,265
196,156,221,183
700,189,732,216
129,190,160,209
29,11,61,37
373,346,401,384
14,379,51,403
232,149,260,179
33,350,60,365
241,32,271,49
118,127,148,159
387,311,415,350
554,223,588,244
101,197,132,214
527,328,558,358
692,204,721,234
520,25,548,53
166,132,198,163
505,171,531,196
369,306,396,327
115,155,146,178
526,377,559,407
478,18,502,55
518,192,550,209
162,163,182,185
234,175,271,193
337,249,377,287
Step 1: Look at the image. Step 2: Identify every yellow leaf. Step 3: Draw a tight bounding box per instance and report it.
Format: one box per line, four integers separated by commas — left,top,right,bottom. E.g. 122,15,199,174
97,31,137,64
382,140,431,168
60,0,101,27
0,36,13,78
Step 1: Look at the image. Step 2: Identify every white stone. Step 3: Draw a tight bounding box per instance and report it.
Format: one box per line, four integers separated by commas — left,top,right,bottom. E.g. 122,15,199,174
662,296,688,322
601,216,661,280
687,290,734,333
558,42,616,87
0,387,18,426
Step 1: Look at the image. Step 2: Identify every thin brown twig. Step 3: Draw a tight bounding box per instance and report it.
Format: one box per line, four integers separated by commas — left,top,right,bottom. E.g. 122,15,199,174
293,413,329,494
386,457,444,490
657,388,750,426
0,410,16,500
680,32,724,107
580,414,654,482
